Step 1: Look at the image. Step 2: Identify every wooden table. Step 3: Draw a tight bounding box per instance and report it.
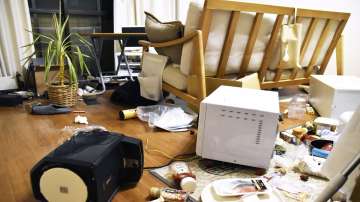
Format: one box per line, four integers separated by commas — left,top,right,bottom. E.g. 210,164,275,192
0,91,314,202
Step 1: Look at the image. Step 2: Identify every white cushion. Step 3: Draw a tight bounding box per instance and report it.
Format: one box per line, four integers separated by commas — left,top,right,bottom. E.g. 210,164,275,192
163,63,188,90
180,3,275,76
311,19,339,65
206,12,276,76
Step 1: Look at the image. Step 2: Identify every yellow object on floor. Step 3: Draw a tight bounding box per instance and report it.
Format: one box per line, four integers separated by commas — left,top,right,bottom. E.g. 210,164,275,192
238,73,261,90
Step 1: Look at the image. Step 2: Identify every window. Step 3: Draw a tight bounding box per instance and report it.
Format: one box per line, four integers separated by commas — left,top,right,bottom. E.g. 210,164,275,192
28,0,114,73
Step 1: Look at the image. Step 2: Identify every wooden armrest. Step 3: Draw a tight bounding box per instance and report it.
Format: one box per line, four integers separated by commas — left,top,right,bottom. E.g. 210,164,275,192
138,30,201,48
138,40,152,48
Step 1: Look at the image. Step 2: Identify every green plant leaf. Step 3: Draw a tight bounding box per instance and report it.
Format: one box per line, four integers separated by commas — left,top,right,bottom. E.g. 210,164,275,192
21,51,36,67
65,53,78,84
20,36,40,48
39,33,55,42
74,33,93,46
60,16,69,39
21,51,37,61
25,29,56,42
44,51,56,83
52,14,59,37
77,53,91,59
83,61,91,76
77,37,94,53
74,46,84,74
44,40,55,83
62,33,73,46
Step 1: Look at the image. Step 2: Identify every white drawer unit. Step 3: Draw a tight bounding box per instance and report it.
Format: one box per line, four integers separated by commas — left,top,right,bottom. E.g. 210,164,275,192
309,75,360,118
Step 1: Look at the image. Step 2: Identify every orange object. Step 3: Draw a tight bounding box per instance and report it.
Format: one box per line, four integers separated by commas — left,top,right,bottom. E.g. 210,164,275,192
73,111,86,113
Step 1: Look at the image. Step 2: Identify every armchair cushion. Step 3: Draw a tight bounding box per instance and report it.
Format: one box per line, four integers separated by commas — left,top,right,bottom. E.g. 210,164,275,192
162,63,188,90
144,11,184,64
180,2,275,76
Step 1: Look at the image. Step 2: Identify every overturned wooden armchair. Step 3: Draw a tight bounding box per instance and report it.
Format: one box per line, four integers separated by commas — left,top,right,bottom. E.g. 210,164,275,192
140,0,350,108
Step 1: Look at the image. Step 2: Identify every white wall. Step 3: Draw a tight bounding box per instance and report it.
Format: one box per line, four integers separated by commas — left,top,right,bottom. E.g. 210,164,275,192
240,0,360,76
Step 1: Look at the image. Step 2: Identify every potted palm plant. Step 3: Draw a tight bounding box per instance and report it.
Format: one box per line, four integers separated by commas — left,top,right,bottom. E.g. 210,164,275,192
24,4,92,107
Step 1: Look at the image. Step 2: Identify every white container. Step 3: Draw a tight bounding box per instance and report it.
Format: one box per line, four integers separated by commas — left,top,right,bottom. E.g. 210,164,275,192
309,75,360,118
196,86,279,169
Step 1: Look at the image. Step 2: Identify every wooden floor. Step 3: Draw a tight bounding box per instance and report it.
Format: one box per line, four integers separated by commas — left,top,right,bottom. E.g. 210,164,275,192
0,90,313,202
0,92,198,202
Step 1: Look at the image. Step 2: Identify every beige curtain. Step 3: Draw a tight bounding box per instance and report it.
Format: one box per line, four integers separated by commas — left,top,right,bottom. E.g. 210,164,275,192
0,0,33,90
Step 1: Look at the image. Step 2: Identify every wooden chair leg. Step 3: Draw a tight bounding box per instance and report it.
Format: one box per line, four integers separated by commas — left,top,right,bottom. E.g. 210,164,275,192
336,35,344,75
192,31,206,104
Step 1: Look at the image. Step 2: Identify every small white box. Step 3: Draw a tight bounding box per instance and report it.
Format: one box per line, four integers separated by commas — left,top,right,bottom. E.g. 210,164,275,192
309,75,360,118
196,86,279,169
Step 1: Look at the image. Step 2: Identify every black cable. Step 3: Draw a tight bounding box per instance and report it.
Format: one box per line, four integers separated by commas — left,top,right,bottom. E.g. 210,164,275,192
143,153,197,170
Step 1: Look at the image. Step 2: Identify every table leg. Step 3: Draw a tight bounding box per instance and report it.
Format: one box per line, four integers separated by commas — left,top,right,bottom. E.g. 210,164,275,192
90,37,106,94
115,38,134,81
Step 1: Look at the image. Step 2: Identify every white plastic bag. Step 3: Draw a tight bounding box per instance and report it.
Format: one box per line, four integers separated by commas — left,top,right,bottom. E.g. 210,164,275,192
279,8,302,69
136,105,197,132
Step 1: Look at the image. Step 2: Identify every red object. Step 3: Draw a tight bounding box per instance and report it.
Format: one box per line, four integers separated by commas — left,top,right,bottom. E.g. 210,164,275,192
173,173,196,182
321,143,333,151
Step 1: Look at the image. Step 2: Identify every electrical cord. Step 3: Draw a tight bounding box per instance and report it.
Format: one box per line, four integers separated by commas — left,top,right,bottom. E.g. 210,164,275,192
143,153,197,170
143,135,198,170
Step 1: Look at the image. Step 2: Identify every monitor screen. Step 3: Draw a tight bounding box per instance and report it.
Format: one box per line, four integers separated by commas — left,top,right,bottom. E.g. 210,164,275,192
121,27,148,47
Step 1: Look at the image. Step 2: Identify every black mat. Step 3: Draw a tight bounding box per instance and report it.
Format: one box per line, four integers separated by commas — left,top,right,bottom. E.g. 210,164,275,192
83,96,99,105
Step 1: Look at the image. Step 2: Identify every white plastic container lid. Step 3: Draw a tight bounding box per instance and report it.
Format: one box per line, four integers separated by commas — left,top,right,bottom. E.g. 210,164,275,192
180,176,197,192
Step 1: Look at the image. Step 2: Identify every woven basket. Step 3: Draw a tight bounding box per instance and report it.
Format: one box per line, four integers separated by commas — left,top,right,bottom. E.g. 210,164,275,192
48,82,78,107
